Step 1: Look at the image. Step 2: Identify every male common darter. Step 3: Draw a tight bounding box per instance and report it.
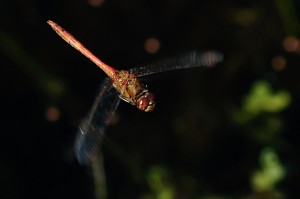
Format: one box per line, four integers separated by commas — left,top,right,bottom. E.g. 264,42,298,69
47,20,223,165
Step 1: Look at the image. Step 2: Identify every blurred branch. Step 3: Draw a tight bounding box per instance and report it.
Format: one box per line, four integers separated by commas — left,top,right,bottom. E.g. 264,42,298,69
275,0,300,35
0,30,66,100
92,154,107,199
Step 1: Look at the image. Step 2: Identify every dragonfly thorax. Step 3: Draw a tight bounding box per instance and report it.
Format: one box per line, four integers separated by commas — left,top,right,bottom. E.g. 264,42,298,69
113,70,155,112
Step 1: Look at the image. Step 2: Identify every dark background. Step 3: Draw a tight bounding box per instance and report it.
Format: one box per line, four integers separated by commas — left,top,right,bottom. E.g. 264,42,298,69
1,0,300,198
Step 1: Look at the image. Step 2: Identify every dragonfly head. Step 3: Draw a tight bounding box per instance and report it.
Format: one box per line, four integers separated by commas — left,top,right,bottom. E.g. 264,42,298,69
137,92,155,112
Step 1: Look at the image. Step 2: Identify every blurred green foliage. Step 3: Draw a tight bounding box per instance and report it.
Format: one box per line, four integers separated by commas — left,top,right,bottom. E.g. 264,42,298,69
251,147,286,192
141,166,174,199
233,80,291,123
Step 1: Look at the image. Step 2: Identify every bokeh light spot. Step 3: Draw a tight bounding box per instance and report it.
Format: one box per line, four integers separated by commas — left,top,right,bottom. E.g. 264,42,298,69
283,36,299,52
46,107,60,122
88,0,105,7
144,37,160,54
271,56,286,72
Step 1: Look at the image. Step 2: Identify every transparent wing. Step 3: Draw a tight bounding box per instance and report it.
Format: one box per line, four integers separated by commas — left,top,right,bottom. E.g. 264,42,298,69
75,78,121,165
129,51,223,77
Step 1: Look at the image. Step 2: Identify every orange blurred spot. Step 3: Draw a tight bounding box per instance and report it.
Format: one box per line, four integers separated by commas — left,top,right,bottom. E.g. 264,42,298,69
283,36,299,52
271,56,286,72
144,37,160,54
234,9,256,26
88,0,105,7
46,107,60,122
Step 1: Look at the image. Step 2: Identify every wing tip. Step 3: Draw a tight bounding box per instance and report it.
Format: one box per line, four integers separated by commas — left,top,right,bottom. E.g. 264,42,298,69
200,51,223,67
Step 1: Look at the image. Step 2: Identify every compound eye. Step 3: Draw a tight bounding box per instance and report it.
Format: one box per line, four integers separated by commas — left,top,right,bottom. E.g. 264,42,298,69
137,92,155,112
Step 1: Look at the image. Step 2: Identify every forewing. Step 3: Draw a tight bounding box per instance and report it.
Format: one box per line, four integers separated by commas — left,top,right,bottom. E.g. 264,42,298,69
75,78,121,165
129,51,223,77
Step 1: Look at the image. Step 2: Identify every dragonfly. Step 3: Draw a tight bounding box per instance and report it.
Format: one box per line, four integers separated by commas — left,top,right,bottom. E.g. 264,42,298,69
48,20,223,165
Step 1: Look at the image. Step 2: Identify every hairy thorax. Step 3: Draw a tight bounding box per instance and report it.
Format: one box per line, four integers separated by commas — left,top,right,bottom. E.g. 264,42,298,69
112,70,155,112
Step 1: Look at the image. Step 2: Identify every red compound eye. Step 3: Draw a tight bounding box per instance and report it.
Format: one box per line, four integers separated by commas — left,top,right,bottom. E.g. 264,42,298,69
137,92,155,112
